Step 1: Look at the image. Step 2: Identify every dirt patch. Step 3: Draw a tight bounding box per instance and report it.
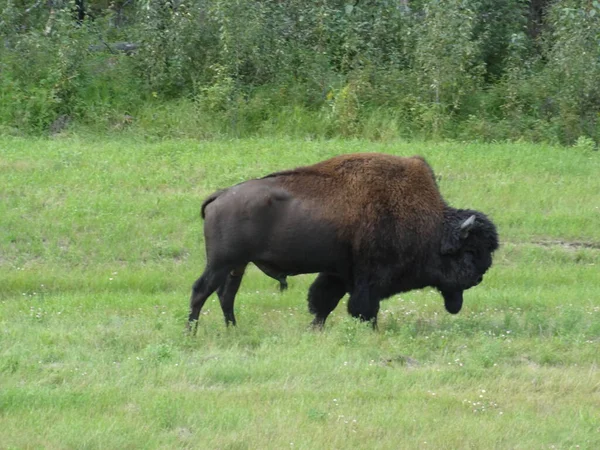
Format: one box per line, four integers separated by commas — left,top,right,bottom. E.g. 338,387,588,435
380,355,420,368
530,239,600,250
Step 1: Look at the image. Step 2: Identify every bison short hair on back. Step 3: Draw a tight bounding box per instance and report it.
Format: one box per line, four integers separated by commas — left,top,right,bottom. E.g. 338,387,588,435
188,153,499,331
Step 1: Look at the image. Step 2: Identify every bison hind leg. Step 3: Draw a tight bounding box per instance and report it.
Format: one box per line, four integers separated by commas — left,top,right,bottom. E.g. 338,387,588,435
307,273,347,329
216,265,247,327
188,266,230,333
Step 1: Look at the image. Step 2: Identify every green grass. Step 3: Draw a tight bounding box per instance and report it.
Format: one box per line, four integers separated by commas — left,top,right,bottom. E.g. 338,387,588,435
1,136,599,449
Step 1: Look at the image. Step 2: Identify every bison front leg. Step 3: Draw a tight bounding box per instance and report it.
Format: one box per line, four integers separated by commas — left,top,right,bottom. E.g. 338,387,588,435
307,273,347,329
187,266,230,334
216,265,247,327
347,281,380,329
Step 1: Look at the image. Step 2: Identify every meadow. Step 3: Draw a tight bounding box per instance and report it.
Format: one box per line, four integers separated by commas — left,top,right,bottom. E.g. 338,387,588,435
1,136,599,449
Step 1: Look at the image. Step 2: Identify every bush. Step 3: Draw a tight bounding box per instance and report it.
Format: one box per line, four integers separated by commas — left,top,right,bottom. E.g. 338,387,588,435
0,0,599,144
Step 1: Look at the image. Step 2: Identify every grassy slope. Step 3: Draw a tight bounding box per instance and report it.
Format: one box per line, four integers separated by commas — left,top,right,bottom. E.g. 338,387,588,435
0,136,599,449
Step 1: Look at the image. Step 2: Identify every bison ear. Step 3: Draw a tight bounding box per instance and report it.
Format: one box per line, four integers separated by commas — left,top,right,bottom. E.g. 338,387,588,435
441,214,477,255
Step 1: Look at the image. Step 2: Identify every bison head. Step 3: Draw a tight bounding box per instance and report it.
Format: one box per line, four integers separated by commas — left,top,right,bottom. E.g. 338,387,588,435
436,209,499,314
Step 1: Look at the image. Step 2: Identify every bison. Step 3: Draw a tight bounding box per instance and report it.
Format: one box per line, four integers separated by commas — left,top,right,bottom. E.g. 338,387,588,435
188,153,498,331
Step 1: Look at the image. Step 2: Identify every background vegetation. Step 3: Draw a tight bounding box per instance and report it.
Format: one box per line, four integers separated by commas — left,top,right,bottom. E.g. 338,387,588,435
1,138,599,448
1,0,600,145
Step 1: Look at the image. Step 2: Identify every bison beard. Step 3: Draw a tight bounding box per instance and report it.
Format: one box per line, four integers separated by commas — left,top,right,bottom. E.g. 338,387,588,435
187,153,499,332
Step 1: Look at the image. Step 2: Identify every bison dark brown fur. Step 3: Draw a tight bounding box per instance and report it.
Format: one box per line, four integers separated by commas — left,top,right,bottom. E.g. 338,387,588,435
188,153,499,330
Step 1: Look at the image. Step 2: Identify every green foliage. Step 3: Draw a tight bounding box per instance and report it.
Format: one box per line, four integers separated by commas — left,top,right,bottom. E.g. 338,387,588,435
414,0,485,110
541,0,600,143
573,135,597,152
133,0,215,96
0,0,599,143
473,0,529,81
1,6,85,131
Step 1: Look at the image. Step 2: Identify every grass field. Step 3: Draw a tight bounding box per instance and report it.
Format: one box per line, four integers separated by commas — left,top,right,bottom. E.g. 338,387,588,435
1,136,599,449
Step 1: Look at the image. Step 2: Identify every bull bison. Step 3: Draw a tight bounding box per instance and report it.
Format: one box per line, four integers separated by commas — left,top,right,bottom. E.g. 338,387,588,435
188,153,498,331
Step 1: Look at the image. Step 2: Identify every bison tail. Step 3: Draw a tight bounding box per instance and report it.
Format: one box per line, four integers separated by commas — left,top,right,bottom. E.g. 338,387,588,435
201,189,227,219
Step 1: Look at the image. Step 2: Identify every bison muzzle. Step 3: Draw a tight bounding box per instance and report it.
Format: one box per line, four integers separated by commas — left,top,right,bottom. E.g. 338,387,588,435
187,153,498,331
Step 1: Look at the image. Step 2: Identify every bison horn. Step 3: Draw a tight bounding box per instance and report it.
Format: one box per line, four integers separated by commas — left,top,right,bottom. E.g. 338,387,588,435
460,215,476,239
